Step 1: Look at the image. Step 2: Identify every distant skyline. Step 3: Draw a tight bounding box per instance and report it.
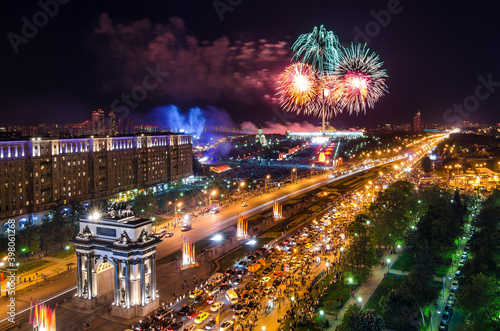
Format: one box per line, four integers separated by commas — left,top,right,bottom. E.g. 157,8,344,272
1,0,499,127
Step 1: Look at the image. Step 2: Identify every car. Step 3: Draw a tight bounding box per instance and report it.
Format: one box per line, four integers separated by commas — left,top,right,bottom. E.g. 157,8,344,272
194,312,210,324
167,322,184,331
244,281,256,291
455,270,461,279
263,286,275,295
206,296,215,305
241,202,248,207
231,303,245,312
178,305,195,316
181,225,192,232
219,284,232,292
210,302,223,312
154,309,174,320
166,232,174,238
229,277,240,286
438,321,449,331
272,279,281,287
270,261,277,268
194,293,207,303
441,312,451,324
186,309,200,319
304,243,313,249
451,281,459,291
445,305,453,316
153,318,175,330
205,319,216,330
132,320,151,331
246,301,259,310
220,321,234,331
447,294,455,306
184,324,197,331
260,277,271,285
189,290,203,298
262,267,272,275
233,309,249,320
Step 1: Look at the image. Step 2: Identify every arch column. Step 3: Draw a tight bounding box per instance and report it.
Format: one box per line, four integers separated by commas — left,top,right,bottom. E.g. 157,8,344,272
125,260,131,307
150,254,156,299
76,253,82,296
114,259,120,304
140,259,145,305
86,253,94,299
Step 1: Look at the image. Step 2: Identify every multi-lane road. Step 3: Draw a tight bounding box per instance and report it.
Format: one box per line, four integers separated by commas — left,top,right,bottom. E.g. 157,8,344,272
0,159,400,330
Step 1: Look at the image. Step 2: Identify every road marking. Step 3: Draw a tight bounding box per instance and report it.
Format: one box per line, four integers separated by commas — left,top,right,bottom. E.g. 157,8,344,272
0,286,76,323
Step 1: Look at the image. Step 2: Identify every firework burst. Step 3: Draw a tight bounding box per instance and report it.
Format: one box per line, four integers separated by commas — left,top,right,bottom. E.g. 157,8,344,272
277,62,320,115
291,25,341,75
335,43,388,114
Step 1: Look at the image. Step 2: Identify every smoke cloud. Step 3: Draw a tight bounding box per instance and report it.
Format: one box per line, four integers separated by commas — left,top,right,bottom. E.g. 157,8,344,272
91,14,290,111
149,105,236,138
240,121,320,134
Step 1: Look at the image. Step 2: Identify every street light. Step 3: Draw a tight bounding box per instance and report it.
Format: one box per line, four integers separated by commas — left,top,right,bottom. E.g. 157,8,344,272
387,258,391,273
348,277,353,294
291,168,296,182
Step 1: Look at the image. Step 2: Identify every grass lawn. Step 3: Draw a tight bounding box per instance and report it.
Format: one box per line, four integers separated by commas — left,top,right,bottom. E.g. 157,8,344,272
14,259,53,274
363,276,404,330
318,281,351,315
46,247,75,259
391,250,416,271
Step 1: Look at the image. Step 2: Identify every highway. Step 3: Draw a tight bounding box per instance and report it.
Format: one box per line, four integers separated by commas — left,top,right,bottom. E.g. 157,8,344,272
0,158,401,330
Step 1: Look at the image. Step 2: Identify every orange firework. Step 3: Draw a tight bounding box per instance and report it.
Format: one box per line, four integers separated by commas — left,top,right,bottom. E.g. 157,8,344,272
277,62,320,115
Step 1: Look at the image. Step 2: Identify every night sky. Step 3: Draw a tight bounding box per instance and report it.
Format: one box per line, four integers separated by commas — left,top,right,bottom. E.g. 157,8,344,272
1,0,500,128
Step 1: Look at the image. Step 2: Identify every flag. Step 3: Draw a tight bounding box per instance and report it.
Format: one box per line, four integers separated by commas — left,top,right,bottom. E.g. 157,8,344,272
215,314,220,327
29,296,33,324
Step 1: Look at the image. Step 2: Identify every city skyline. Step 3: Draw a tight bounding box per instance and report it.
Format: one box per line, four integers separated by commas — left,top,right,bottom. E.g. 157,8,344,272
1,1,499,127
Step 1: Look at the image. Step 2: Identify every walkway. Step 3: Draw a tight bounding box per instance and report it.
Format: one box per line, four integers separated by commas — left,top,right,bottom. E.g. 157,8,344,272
328,250,401,329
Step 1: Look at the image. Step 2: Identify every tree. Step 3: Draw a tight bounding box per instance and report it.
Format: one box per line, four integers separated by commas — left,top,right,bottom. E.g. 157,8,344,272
456,273,500,328
17,226,41,260
338,304,385,331
369,181,417,250
52,212,73,249
421,156,432,173
132,193,158,218
40,217,56,254
344,214,377,269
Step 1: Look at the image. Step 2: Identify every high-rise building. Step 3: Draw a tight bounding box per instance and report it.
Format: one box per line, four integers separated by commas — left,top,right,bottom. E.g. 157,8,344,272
0,134,193,234
91,109,105,135
118,118,124,135
108,111,117,136
413,111,422,131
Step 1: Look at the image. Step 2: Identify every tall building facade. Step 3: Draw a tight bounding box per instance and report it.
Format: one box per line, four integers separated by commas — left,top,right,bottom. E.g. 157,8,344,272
0,134,193,233
91,109,105,135
413,111,422,131
108,111,117,136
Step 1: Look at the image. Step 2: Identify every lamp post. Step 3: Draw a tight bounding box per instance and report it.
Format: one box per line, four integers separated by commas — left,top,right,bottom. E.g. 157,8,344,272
387,258,391,274
265,175,270,192
291,168,296,182
348,277,353,295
